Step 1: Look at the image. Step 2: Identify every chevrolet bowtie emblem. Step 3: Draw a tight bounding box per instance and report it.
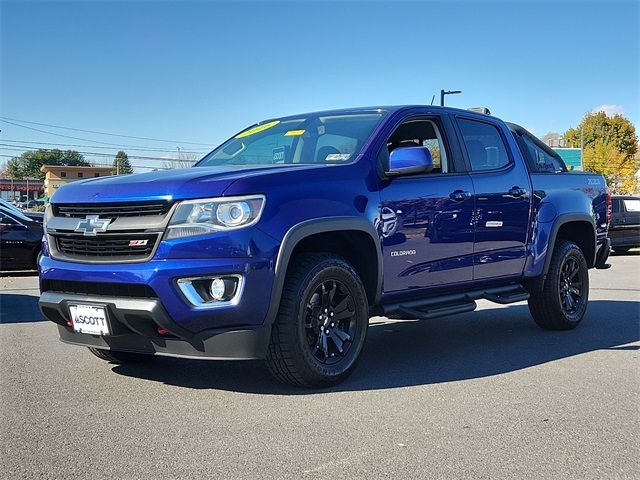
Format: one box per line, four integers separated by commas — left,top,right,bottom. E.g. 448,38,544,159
74,215,112,236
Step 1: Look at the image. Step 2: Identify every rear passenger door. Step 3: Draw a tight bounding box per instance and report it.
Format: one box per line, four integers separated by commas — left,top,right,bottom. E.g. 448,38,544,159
455,116,532,280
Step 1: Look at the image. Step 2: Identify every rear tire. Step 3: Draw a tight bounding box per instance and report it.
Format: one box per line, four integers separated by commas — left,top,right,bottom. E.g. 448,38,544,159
528,240,589,330
266,253,369,388
88,347,156,364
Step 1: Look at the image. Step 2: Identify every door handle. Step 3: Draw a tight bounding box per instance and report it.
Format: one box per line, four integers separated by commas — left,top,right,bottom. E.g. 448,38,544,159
449,190,472,201
508,186,528,197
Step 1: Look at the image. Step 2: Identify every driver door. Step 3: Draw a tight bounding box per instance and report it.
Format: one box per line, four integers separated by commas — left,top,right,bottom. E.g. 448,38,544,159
378,115,475,293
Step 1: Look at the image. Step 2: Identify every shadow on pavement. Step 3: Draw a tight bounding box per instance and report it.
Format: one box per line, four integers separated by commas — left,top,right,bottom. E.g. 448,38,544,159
0,270,39,277
0,294,46,323
112,299,640,394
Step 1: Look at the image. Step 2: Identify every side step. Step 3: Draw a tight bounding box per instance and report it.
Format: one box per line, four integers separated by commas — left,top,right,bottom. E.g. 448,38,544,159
398,301,477,320
383,284,530,321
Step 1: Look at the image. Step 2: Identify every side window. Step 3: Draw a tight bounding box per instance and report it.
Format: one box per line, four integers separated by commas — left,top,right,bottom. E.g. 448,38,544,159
60,171,67,178
385,118,451,174
520,134,566,173
458,118,510,171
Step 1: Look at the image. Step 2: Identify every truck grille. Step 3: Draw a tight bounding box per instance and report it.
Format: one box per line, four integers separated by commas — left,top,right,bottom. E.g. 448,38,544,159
53,233,159,260
53,201,171,219
41,279,157,298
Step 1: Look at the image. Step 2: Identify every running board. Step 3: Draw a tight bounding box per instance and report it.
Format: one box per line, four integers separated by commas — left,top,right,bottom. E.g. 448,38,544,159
483,290,530,304
398,301,477,320
382,284,530,320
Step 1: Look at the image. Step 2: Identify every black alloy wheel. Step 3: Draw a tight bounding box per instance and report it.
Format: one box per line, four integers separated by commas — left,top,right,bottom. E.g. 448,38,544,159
558,256,585,318
304,280,357,365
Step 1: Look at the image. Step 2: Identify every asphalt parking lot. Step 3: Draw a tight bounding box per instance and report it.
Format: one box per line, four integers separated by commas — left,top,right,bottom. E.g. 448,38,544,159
1,254,638,479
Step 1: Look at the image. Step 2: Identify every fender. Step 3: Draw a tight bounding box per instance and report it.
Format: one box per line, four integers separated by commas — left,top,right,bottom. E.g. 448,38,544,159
264,216,383,325
524,212,596,289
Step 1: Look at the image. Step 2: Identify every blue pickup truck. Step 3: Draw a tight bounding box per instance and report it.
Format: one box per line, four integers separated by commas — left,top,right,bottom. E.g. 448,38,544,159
38,106,611,387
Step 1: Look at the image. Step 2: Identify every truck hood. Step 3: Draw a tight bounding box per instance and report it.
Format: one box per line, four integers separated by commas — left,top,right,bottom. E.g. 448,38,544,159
50,165,317,203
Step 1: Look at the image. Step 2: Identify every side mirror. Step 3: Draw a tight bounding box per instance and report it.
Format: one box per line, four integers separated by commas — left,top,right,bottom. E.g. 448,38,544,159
386,146,434,177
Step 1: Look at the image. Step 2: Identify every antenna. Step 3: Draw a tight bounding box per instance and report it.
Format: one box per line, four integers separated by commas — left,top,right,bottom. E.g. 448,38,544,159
430,95,435,106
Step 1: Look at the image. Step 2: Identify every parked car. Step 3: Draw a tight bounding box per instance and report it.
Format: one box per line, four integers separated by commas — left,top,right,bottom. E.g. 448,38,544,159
0,206,43,270
38,105,611,387
609,195,640,253
0,199,44,223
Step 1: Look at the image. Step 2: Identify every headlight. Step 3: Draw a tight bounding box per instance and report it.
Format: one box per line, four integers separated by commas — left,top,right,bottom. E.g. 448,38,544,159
166,195,265,239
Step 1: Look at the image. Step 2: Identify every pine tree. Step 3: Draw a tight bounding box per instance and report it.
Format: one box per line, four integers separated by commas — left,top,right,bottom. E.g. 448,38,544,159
113,151,133,175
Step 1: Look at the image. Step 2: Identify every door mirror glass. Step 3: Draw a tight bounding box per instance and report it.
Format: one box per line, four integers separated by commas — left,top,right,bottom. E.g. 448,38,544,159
387,146,434,177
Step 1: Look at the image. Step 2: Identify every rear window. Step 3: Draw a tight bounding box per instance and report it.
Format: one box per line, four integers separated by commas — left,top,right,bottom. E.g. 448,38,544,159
623,198,640,212
519,134,566,173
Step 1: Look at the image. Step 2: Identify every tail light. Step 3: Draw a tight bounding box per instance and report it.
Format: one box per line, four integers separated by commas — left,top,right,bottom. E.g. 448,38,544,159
605,188,612,226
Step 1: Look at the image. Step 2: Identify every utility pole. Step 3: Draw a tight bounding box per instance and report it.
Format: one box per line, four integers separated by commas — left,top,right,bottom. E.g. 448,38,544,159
580,127,584,171
440,89,462,106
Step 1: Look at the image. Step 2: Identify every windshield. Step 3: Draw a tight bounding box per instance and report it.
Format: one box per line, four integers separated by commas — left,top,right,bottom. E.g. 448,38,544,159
196,112,385,167
0,199,31,222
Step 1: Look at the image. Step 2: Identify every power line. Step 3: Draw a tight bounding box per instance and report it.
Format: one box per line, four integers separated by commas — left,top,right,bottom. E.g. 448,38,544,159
0,118,212,151
0,116,212,146
0,143,198,163
0,153,169,170
0,138,208,154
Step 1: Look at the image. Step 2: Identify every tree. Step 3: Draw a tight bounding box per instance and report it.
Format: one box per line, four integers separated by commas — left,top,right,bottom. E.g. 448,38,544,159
7,149,89,180
583,141,637,194
161,151,199,170
565,111,638,159
113,150,133,175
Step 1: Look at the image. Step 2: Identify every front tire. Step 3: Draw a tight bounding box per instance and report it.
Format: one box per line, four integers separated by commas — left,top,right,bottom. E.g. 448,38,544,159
266,253,369,388
528,240,589,330
88,347,156,364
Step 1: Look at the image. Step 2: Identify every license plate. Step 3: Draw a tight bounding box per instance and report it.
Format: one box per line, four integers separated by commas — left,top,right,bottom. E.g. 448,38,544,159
69,304,110,335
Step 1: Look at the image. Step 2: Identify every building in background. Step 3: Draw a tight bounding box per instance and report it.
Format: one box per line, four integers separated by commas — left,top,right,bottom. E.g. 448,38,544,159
41,165,113,198
0,177,45,202
552,147,582,171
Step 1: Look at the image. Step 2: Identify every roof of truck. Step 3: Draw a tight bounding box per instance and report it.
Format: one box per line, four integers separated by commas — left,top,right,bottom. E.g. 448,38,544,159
269,105,497,122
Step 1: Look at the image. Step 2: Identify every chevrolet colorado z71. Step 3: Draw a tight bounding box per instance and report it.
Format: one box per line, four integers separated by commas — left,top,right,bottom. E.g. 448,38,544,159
39,106,611,387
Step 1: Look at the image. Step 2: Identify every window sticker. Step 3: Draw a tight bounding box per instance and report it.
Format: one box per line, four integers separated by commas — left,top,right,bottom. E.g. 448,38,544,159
284,129,305,137
272,146,287,163
235,120,280,139
325,153,351,162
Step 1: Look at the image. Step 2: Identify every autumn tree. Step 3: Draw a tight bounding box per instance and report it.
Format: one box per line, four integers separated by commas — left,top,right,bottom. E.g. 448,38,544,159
7,149,89,180
113,150,133,175
583,141,637,194
565,112,639,194
565,112,637,158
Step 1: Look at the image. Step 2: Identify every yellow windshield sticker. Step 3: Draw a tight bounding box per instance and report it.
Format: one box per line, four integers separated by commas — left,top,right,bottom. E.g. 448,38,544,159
235,120,280,139
284,129,305,136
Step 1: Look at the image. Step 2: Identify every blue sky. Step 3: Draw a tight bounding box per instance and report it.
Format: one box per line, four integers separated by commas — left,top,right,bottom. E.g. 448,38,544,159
1,0,638,171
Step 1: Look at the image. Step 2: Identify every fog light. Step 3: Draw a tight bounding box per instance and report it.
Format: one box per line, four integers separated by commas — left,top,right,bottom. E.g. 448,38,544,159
210,278,227,300
176,274,243,308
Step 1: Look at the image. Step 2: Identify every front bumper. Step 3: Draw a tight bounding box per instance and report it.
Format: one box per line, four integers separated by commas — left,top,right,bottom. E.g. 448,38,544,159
39,255,275,333
40,292,271,359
